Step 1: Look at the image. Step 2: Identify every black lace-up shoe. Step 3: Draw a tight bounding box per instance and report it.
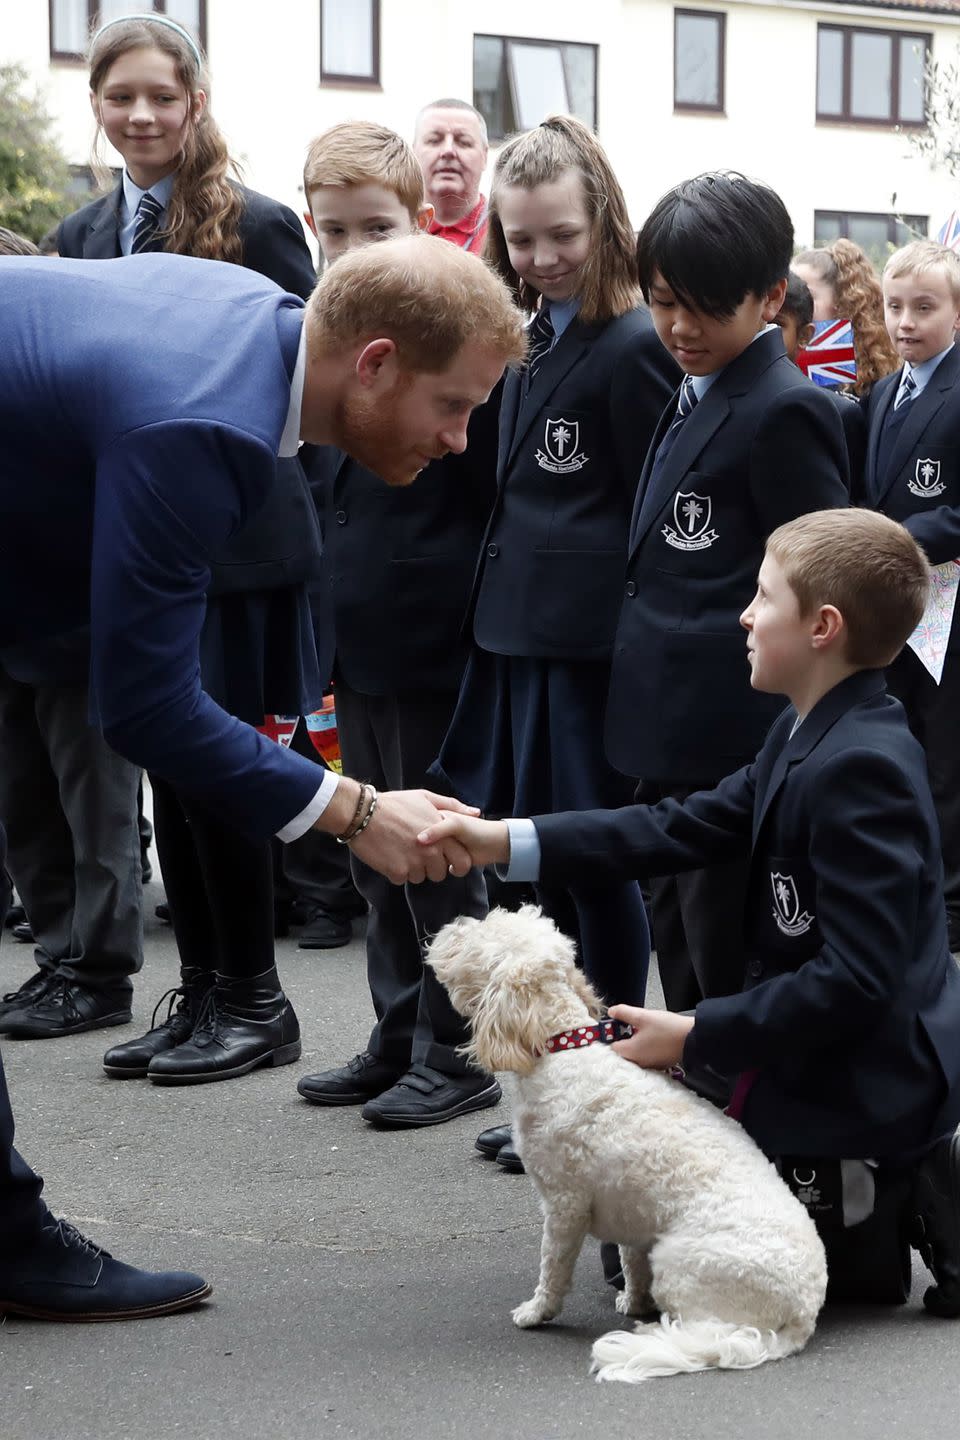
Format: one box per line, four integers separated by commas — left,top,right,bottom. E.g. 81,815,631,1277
3,978,132,1039
361,1064,501,1128
103,968,214,1077
0,970,56,1032
296,1051,403,1106
0,1216,210,1322
147,966,300,1084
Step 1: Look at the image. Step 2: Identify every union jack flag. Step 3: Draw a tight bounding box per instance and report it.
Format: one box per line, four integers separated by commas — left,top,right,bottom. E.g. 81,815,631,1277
795,319,857,388
257,715,299,747
937,212,960,253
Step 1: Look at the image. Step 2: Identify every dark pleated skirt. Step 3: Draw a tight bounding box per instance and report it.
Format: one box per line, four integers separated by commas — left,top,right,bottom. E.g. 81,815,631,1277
198,587,324,727
432,647,636,817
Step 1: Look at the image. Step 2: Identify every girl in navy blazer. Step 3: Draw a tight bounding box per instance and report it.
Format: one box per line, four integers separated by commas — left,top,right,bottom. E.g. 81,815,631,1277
436,118,679,1024
57,14,323,1086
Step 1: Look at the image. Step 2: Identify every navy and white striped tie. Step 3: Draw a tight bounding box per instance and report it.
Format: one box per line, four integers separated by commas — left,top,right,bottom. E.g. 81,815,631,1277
894,370,917,411
526,306,555,385
676,374,698,421
131,191,164,254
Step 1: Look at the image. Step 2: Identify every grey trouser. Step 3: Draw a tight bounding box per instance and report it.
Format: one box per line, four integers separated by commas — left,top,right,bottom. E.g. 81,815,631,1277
0,670,142,992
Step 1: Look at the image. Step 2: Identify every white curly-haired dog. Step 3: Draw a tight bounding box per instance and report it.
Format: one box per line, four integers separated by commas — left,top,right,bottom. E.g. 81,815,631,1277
426,906,827,1384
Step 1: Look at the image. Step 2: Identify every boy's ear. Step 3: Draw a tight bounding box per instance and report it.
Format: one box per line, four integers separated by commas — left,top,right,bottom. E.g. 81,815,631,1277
761,277,789,322
303,210,318,239
415,203,435,233
799,321,816,348
811,603,845,651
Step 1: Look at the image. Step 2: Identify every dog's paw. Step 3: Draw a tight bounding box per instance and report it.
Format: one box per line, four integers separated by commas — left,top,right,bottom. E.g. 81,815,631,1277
615,1290,653,1318
512,1297,556,1328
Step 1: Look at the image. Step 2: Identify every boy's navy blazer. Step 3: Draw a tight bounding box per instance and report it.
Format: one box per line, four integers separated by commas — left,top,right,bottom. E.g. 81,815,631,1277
0,253,327,841
58,182,324,609
469,308,680,659
830,389,866,497
312,387,499,696
605,327,849,782
864,347,960,647
535,670,960,1159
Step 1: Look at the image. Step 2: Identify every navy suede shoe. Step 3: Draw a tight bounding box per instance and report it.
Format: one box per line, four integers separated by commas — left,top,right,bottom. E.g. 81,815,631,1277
0,1217,212,1322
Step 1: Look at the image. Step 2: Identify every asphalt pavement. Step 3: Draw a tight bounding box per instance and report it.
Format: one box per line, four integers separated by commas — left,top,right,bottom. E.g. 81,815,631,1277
1,882,958,1440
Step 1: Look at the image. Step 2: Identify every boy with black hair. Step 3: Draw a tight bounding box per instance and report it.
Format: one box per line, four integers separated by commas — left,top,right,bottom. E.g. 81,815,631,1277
603,172,848,1011
421,508,960,1312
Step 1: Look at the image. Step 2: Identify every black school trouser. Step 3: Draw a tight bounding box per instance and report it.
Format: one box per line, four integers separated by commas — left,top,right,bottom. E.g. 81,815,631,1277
644,783,750,1009
682,1060,914,1305
271,720,362,919
335,682,487,1077
886,645,960,947
150,778,276,980
0,827,47,1240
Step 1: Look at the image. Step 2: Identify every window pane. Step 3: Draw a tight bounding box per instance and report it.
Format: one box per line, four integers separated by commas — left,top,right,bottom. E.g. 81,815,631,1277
817,28,843,115
814,213,844,245
165,0,203,35
474,35,506,139
899,36,926,123
322,0,374,78
675,13,721,107
52,0,86,53
851,31,892,120
847,214,893,254
897,215,928,244
562,44,596,127
97,0,139,21
508,42,568,130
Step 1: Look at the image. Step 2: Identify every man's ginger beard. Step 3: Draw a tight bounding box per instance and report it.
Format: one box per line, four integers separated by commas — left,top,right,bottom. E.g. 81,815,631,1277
333,371,424,488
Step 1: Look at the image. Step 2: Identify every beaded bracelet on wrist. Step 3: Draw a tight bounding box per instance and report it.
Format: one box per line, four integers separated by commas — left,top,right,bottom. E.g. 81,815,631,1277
335,782,369,844
346,787,379,843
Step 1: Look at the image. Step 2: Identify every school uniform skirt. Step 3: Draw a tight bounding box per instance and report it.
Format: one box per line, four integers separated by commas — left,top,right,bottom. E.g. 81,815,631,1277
432,647,635,818
433,647,649,1006
198,585,324,727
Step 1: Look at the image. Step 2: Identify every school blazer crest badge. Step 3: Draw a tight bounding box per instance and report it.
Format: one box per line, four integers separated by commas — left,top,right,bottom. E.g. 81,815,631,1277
662,491,719,551
770,871,814,937
535,416,589,474
909,458,945,499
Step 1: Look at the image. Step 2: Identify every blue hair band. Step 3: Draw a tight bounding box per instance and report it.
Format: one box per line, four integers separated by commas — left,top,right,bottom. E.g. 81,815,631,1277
91,13,203,69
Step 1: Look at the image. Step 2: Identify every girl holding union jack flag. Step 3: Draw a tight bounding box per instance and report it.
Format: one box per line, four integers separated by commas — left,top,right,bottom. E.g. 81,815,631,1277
792,240,899,396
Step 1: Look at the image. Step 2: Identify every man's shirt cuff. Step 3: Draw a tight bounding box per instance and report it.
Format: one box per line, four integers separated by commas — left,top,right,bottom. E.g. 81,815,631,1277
498,818,542,883
276,767,339,842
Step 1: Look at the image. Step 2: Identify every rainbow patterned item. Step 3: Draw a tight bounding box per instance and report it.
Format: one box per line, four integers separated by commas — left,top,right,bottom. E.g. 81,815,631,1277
305,695,342,774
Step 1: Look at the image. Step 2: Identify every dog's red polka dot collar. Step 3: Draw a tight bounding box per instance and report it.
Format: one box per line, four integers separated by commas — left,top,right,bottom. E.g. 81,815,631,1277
541,1018,634,1054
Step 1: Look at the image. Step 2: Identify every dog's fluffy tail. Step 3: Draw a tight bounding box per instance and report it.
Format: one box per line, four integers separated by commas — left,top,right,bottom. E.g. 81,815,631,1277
591,1314,809,1383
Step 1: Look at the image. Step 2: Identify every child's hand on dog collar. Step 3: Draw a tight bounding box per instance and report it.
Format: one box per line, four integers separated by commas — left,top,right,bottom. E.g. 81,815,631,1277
608,1004,695,1070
